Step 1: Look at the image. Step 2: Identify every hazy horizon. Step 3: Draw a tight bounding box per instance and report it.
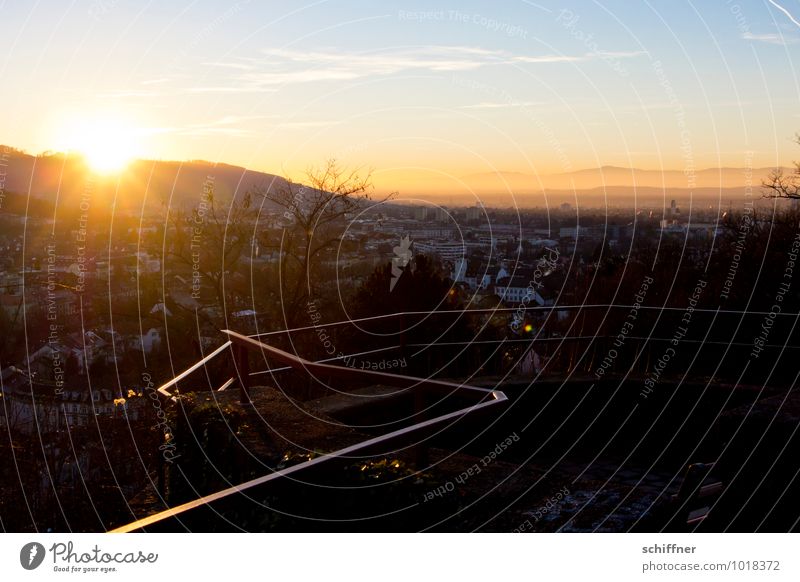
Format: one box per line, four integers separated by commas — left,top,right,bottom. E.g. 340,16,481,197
1,142,789,207
1,1,799,197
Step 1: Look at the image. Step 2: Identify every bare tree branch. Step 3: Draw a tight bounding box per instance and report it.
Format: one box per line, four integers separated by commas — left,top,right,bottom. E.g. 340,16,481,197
762,134,800,199
253,159,395,326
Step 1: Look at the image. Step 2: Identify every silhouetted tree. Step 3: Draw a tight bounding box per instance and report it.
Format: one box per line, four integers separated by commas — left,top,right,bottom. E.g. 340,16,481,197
255,160,393,327
345,255,477,375
763,133,800,199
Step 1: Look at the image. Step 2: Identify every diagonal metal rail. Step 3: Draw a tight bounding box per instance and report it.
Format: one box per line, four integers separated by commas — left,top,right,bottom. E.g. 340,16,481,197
112,330,507,532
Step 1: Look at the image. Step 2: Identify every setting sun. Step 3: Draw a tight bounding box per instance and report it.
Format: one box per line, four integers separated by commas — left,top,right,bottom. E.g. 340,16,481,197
57,116,138,173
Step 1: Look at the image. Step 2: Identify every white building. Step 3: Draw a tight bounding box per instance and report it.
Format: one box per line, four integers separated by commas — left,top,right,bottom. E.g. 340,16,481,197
414,241,465,263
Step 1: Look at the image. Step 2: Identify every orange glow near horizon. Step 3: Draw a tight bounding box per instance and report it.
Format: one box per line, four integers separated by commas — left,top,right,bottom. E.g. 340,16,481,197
53,115,139,174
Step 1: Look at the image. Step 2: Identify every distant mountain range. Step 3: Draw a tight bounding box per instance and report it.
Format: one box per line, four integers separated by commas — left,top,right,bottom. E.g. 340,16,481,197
0,147,288,214
1,146,788,211
439,165,789,207
461,165,787,192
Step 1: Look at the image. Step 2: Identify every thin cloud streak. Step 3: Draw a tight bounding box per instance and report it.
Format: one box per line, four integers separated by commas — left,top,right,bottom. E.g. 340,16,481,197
138,115,274,138
202,45,646,90
742,31,799,45
460,101,549,109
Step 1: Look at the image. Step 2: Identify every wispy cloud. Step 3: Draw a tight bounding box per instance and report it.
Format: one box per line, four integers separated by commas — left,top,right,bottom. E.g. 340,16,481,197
139,115,274,138
511,54,584,64
99,89,161,99
179,127,254,137
594,50,648,59
260,45,499,77
278,120,338,129
512,50,645,64
622,102,685,112
460,101,547,109
186,86,278,94
742,31,799,45
202,61,257,71
198,45,645,91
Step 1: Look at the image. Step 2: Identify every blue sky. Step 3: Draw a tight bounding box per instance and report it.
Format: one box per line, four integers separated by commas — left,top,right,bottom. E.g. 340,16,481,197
1,0,799,188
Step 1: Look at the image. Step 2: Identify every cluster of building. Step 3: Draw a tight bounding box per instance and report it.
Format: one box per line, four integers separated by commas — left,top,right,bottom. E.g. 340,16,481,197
0,198,728,434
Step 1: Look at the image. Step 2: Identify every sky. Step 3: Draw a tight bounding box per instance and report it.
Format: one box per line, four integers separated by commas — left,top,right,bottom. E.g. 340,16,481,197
1,0,799,192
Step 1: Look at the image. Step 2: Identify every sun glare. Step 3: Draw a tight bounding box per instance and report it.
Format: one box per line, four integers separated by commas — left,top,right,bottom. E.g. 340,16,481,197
58,116,138,174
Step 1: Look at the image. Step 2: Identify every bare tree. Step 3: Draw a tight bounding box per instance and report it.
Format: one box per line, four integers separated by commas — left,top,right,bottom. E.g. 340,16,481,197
165,182,255,327
762,134,800,199
152,161,391,334
255,159,393,327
